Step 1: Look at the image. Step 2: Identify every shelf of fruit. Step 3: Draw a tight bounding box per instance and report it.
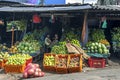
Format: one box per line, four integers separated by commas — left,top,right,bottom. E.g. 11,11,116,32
86,42,110,58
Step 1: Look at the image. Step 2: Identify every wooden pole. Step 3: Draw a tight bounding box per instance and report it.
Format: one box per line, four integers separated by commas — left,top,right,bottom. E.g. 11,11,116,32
11,27,14,47
81,12,88,46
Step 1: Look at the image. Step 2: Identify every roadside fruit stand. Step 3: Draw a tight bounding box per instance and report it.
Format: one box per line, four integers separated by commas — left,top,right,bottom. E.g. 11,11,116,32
0,2,120,79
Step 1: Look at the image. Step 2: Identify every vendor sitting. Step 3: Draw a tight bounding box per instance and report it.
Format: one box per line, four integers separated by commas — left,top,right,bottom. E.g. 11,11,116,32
44,34,51,53
51,34,59,46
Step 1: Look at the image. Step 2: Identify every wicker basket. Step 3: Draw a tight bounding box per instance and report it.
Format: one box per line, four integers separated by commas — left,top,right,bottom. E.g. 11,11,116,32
4,64,25,73
68,54,82,73
43,53,56,72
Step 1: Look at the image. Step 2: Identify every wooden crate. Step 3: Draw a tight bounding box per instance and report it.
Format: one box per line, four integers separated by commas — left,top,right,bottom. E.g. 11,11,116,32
68,54,82,73
43,53,56,72
56,54,68,74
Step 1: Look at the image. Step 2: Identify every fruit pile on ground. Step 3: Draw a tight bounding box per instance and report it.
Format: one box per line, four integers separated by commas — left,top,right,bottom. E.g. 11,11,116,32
44,55,55,66
68,57,80,67
23,63,45,78
86,42,109,54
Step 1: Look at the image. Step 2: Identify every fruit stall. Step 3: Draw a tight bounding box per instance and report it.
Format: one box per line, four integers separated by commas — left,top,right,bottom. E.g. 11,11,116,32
0,2,120,79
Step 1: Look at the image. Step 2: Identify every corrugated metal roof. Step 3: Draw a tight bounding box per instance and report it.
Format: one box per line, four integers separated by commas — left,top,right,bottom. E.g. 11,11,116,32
0,4,92,12
92,5,120,11
0,3,120,12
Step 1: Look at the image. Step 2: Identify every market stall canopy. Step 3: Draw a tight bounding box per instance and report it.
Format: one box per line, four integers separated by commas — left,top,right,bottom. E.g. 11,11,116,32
0,4,92,12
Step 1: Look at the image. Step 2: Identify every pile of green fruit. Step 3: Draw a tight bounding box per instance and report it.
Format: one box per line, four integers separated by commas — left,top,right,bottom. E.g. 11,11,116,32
10,53,32,60
44,55,55,66
68,57,80,67
51,45,67,54
6,58,26,65
5,53,32,65
86,42,109,54
71,39,81,47
0,52,10,61
17,40,40,54
90,29,105,42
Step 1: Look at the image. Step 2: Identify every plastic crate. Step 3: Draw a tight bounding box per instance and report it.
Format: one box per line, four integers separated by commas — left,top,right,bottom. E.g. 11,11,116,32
56,54,68,74
68,54,82,73
0,60,7,69
26,58,32,66
88,58,105,68
43,53,56,72
0,61,4,68
4,64,25,73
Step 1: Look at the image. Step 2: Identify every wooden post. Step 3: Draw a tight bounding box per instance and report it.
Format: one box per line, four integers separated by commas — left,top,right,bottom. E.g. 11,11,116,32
11,27,14,46
81,12,88,46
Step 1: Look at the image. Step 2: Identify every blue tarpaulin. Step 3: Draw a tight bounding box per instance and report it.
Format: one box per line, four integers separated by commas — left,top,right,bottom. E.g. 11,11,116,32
44,0,65,5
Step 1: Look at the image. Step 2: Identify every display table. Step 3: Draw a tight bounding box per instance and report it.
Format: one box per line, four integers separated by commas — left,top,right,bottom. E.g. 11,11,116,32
87,53,110,58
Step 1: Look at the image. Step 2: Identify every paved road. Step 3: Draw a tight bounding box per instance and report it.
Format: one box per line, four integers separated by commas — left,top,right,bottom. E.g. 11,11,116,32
23,66,120,80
